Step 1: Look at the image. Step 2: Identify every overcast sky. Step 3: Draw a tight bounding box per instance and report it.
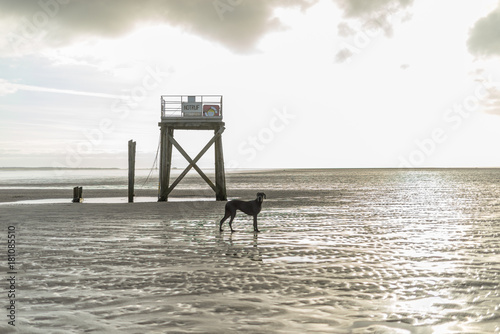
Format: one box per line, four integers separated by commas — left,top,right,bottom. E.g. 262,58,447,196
1,0,500,169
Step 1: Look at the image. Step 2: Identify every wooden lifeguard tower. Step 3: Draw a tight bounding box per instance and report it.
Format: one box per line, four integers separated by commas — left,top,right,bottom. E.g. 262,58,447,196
158,95,227,201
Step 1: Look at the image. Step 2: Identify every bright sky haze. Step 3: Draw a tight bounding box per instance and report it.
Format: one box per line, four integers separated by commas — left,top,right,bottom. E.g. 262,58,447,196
1,0,500,169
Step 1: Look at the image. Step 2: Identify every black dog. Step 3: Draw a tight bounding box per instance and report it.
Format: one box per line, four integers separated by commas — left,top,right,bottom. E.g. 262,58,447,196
219,192,266,233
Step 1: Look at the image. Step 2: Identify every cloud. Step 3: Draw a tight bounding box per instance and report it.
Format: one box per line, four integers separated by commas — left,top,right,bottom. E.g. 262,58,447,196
482,86,500,116
334,48,354,63
337,22,356,37
334,0,413,35
0,0,419,56
0,0,317,55
467,4,500,57
474,72,500,116
332,0,414,63
334,0,413,17
0,78,121,98
0,79,18,96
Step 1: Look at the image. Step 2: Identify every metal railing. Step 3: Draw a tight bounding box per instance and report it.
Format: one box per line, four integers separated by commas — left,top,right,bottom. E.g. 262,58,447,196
161,95,223,119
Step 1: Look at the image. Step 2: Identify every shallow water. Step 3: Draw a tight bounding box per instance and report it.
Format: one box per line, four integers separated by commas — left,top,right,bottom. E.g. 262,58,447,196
1,169,499,333
0,197,213,205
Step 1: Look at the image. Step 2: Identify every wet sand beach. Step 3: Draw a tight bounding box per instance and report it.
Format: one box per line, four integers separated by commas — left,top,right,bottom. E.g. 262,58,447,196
0,169,499,333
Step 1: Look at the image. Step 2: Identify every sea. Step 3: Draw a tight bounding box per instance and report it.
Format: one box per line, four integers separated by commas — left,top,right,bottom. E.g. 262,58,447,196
0,168,499,333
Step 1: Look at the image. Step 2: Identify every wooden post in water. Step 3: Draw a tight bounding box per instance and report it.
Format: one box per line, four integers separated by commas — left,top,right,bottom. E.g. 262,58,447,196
214,124,227,201
72,186,82,203
128,140,136,203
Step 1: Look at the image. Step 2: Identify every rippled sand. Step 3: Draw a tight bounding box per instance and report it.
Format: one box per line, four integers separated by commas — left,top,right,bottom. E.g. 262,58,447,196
0,169,499,333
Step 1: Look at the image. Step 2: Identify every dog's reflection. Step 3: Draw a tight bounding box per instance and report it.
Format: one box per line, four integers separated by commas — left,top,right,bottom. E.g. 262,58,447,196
216,231,262,261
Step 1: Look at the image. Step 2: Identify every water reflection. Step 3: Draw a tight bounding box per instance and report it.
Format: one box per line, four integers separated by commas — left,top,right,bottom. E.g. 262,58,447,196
0,196,214,205
217,231,262,262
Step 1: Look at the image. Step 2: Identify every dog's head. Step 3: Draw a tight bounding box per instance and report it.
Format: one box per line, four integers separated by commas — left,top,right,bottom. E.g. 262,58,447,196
256,192,266,202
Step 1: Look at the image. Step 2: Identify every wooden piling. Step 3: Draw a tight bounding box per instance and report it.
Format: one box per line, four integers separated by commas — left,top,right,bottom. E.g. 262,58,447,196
214,124,227,201
128,140,136,203
72,186,82,203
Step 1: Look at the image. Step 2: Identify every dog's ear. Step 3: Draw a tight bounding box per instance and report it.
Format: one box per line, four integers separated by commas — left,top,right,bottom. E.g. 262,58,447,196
263,193,267,199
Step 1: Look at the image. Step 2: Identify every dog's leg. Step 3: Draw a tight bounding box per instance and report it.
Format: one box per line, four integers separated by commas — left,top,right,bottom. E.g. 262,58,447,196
228,212,236,233
253,215,260,233
219,211,230,231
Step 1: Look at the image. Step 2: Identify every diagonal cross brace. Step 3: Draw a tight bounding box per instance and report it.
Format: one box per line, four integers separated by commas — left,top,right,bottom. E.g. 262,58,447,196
166,126,225,196
167,135,217,193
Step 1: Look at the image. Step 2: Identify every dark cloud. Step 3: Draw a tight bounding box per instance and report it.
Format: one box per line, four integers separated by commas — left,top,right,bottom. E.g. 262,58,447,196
334,0,413,17
467,4,500,57
334,0,414,37
1,0,317,55
0,0,417,56
333,0,414,63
